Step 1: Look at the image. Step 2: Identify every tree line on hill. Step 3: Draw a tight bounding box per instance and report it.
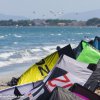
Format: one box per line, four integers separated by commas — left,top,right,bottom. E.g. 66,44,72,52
0,18,100,26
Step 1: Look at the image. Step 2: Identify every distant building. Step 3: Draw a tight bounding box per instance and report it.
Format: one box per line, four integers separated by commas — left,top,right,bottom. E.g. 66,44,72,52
57,22,66,26
68,21,86,26
33,19,47,26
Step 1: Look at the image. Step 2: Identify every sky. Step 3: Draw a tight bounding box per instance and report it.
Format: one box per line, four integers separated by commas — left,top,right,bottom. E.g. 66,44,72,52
0,0,100,19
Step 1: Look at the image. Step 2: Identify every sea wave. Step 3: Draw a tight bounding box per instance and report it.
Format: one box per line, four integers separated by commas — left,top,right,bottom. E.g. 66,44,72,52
0,52,14,59
0,35,5,39
76,33,83,34
50,34,54,36
0,46,55,67
13,42,18,44
0,57,40,68
0,43,78,68
57,33,62,35
14,34,22,38
85,33,91,34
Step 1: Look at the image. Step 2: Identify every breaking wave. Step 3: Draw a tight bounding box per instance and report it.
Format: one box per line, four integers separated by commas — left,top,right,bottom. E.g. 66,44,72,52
0,35,5,39
0,43,78,68
14,34,22,38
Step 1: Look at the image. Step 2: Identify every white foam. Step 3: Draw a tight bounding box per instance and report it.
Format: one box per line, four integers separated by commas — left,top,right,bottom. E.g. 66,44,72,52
85,33,91,34
0,54,42,68
0,48,45,67
14,34,22,38
50,34,54,36
41,46,56,53
0,35,5,39
76,33,83,34
31,48,42,52
0,52,14,59
57,33,62,35
40,44,69,53
0,43,78,68
13,42,18,44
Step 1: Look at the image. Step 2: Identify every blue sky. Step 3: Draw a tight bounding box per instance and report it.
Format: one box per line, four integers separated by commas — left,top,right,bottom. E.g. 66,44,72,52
0,0,100,19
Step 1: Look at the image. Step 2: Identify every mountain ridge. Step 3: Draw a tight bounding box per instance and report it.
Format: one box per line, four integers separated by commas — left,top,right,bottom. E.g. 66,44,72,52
0,13,28,20
60,9,100,21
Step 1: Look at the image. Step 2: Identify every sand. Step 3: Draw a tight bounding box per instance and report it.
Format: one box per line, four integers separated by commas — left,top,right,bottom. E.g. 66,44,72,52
0,63,30,90
0,71,22,90
0,76,11,90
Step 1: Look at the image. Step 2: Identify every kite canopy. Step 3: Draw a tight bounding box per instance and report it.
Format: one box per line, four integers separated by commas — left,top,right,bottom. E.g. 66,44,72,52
74,41,100,64
92,36,100,50
49,86,81,100
0,55,94,100
24,55,93,100
18,45,75,85
69,83,100,100
84,60,100,92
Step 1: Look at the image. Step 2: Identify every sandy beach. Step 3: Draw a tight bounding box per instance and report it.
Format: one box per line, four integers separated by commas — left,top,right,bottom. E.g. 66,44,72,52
0,60,34,90
0,77,10,90
0,69,24,90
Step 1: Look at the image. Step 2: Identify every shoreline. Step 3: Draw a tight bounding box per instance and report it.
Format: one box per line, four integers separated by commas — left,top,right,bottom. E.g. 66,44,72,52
0,71,21,90
0,61,36,90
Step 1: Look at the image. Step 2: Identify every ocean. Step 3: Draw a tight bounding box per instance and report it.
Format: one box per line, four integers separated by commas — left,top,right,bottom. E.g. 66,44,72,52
0,26,100,76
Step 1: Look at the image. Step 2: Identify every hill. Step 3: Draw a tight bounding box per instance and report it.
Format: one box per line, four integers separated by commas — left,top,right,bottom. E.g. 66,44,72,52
60,9,100,21
0,13,28,20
